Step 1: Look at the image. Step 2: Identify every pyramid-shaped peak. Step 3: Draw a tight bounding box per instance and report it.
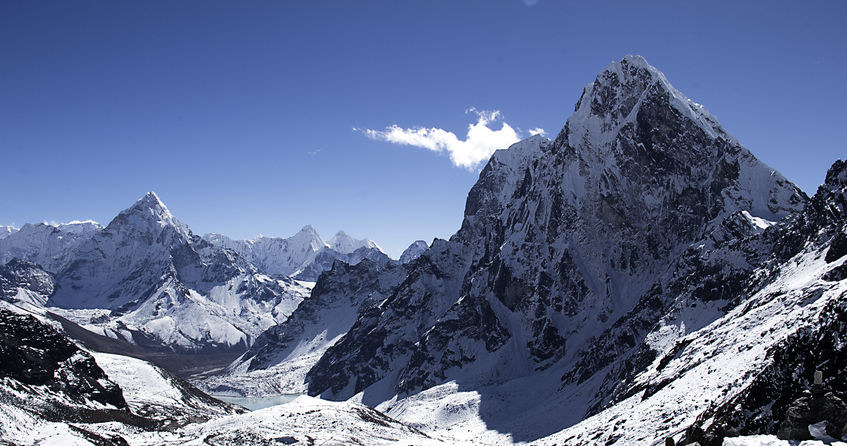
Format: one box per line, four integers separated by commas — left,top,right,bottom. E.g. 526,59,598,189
296,225,322,237
604,54,659,75
286,225,326,253
134,191,168,212
580,55,676,114
123,191,174,221
107,191,190,237
563,55,735,151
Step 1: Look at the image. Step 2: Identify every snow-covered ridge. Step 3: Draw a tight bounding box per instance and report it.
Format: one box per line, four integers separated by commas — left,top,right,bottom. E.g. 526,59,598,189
203,225,388,280
0,225,18,239
0,220,102,273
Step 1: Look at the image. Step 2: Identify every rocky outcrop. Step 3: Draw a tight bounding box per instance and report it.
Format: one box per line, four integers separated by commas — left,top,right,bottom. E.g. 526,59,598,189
0,258,55,306
0,309,127,411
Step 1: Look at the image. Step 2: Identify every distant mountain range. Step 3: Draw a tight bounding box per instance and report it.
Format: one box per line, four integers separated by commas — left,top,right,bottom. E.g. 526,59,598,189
0,191,420,355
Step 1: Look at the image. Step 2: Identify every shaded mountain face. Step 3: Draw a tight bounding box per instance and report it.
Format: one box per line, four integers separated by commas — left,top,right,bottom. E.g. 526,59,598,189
678,159,847,445
302,55,807,403
1,259,55,306
532,158,846,445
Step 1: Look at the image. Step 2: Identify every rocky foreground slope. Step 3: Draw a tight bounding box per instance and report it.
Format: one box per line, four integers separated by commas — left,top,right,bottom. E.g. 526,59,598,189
0,305,432,445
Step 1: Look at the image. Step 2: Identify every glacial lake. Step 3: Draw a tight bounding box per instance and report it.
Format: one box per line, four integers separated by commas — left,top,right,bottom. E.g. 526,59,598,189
213,394,301,411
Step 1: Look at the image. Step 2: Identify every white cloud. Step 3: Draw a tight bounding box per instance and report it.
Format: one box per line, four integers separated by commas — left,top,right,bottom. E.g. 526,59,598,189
359,108,544,170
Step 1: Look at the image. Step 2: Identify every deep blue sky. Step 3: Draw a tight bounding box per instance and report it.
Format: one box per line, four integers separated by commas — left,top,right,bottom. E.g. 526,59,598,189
2,1,845,257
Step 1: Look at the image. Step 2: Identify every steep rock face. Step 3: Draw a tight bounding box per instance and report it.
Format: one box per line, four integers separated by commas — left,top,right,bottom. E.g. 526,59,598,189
0,259,55,306
0,221,101,273
40,192,310,353
307,239,475,398
304,55,806,405
0,309,127,411
519,158,846,445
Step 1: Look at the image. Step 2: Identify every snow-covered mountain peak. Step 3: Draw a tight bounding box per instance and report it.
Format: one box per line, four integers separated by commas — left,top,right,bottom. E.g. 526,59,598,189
399,240,428,264
107,191,191,239
298,224,320,236
563,55,736,154
328,230,382,254
288,225,327,253
297,57,808,407
136,190,168,211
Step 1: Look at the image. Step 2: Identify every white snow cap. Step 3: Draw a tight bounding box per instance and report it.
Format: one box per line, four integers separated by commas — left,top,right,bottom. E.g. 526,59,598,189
399,240,429,264
109,191,191,237
329,230,383,254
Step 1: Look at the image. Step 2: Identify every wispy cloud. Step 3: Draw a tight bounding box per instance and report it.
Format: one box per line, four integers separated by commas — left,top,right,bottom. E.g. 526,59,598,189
307,148,322,157
358,108,544,170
